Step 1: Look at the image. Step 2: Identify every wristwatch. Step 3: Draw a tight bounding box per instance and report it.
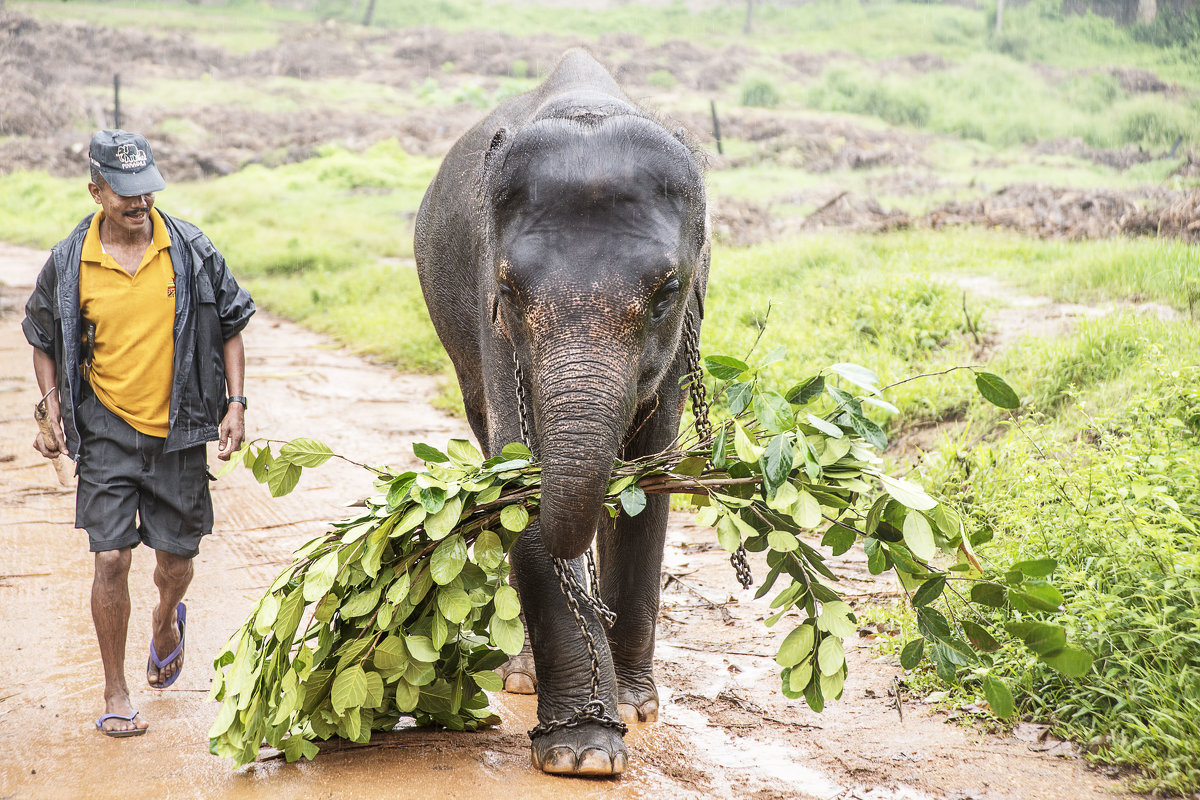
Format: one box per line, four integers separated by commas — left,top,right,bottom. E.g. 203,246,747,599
228,395,248,410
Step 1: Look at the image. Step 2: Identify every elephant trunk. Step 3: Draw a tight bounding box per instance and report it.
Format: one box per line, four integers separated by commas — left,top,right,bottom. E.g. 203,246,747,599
533,347,635,561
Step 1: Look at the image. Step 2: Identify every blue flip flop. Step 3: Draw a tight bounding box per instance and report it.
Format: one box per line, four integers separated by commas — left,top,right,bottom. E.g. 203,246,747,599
147,602,186,689
96,710,147,738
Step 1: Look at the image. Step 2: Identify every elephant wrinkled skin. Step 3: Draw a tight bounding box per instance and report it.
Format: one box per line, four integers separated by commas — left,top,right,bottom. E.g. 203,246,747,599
415,49,709,777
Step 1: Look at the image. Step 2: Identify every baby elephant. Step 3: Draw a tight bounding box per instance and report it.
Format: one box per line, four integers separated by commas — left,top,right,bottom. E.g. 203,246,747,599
415,49,709,776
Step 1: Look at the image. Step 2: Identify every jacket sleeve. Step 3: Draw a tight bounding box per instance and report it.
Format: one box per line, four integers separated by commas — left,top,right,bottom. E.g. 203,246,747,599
22,255,58,355
205,247,255,341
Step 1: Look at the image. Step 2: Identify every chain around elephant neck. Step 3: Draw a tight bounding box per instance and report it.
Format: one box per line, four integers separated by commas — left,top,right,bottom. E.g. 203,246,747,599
684,308,753,590
511,349,626,740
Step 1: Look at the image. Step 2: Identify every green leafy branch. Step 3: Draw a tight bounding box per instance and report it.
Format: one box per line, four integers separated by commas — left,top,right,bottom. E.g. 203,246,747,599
208,353,1089,767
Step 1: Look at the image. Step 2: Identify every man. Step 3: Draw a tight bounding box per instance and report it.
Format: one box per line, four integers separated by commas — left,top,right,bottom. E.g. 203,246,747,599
22,130,255,737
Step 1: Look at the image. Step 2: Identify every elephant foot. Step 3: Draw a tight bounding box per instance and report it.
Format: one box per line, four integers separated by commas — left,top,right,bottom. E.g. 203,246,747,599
531,722,627,777
617,677,659,723
499,645,537,694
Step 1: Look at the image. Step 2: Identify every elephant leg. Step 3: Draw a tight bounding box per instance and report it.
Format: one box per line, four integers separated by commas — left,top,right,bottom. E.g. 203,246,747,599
511,525,626,776
597,494,668,724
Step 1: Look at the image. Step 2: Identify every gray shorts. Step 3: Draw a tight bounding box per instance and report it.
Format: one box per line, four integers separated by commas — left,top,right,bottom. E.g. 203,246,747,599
75,389,213,558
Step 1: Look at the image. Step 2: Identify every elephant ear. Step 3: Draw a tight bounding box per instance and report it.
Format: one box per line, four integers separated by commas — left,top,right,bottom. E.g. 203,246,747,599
483,128,510,174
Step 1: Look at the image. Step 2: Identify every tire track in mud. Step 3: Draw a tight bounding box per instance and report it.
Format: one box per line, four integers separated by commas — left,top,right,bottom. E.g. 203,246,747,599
0,243,1142,799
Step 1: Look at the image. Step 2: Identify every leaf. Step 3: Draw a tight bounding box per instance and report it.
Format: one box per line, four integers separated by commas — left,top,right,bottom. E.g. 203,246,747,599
754,391,795,435
447,438,483,468
1004,621,1066,656
821,525,856,556
303,551,339,602
970,582,1007,608
961,620,1001,652
363,670,385,709
1040,646,1093,677
910,574,946,606
1012,582,1065,612
395,679,420,713
253,592,279,637
817,601,857,638
877,473,937,511
767,530,799,552
805,413,843,439
732,420,765,464
792,490,822,529
267,461,303,498
493,585,521,621
776,624,816,668
711,424,729,468
437,586,471,624
716,515,741,552
817,635,845,676
974,372,1020,409
704,355,749,381
1010,558,1057,578
279,438,334,468
902,511,936,562
472,530,504,571
983,674,1015,719
847,413,887,450
404,635,441,663
786,375,825,406
430,535,468,585
917,606,952,641
250,446,274,483
426,496,464,542
413,443,449,463
214,443,251,478
761,435,794,491
726,381,754,415
372,635,408,671
501,441,533,460
472,670,503,692
489,614,524,656
331,665,368,715
273,588,306,644
620,485,648,517
500,504,530,533
900,638,924,670
830,362,880,394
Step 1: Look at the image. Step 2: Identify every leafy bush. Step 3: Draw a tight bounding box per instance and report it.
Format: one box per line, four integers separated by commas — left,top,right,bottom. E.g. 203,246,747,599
647,68,677,89
921,360,1200,794
1116,96,1193,148
741,77,781,108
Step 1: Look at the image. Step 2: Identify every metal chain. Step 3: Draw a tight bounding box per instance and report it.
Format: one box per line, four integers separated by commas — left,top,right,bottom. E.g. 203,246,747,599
512,350,626,740
684,308,752,590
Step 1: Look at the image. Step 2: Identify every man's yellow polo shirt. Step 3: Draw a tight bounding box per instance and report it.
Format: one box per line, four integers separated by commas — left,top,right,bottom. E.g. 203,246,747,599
79,209,175,437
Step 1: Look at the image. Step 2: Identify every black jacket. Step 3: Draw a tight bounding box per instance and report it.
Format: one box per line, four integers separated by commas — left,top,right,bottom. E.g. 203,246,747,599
22,210,255,456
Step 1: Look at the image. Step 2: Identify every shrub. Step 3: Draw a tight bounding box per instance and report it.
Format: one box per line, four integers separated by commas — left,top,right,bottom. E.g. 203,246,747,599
741,77,781,108
647,68,677,89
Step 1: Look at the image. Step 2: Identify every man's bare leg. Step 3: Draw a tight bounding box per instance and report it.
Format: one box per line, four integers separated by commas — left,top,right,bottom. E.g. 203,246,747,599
93,547,148,734
147,550,193,687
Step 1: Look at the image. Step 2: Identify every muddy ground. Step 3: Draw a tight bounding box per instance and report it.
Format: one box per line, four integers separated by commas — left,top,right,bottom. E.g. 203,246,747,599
2,10,1196,246
0,244,1146,799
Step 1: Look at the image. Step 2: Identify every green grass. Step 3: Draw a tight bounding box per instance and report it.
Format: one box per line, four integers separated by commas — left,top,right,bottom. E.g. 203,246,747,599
908,347,1200,794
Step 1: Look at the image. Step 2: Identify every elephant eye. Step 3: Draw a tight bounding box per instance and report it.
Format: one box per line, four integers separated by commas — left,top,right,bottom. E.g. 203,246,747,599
651,278,680,323
497,278,517,304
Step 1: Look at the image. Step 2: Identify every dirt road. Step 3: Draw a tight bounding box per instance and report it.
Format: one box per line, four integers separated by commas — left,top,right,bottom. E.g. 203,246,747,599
0,243,1139,799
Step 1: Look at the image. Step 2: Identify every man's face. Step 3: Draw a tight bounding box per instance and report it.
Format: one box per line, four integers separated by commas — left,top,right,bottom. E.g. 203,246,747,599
88,179,156,237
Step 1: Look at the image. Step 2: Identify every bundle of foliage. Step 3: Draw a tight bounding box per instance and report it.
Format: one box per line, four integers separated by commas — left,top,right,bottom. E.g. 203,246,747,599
208,354,1090,767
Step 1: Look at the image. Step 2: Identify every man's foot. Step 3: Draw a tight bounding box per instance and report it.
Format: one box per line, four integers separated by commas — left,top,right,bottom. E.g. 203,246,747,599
96,695,149,737
147,602,185,688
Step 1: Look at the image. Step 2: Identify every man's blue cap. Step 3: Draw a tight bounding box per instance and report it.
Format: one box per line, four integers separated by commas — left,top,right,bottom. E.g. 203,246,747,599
88,129,166,196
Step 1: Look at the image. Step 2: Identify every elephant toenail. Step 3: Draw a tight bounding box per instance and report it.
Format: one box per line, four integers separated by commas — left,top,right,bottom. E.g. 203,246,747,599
504,672,537,694
576,748,616,775
542,746,578,773
618,703,639,724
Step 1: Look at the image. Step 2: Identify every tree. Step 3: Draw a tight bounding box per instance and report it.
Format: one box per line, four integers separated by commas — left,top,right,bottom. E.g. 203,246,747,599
1136,0,1157,24
362,0,377,27
744,0,755,34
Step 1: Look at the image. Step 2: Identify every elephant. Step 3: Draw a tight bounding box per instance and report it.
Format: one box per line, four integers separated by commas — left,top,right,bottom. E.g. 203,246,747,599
415,49,709,777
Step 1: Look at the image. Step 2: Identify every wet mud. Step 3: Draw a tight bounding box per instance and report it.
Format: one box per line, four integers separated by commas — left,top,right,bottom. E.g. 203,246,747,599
0,243,1145,799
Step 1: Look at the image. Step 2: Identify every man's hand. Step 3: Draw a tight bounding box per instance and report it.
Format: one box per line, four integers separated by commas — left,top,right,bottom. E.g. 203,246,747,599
217,404,245,461
33,397,68,459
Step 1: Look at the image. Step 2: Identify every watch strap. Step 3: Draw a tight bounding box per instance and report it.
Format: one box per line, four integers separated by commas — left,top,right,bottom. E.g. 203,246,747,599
227,395,248,410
